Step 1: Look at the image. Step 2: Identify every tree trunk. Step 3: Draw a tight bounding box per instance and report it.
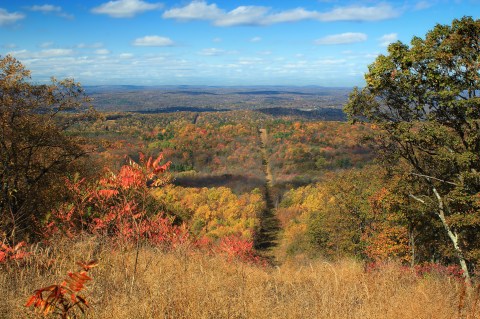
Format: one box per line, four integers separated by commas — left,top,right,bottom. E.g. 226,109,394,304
409,228,415,268
432,187,471,284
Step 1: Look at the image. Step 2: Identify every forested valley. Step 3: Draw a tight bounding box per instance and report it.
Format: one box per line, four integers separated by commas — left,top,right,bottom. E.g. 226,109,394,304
1,17,480,319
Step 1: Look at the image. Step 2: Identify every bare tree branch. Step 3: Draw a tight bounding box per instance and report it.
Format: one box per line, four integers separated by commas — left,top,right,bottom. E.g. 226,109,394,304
410,172,458,186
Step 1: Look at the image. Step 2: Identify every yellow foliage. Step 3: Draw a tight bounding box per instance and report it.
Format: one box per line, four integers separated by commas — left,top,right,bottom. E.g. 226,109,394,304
152,186,264,240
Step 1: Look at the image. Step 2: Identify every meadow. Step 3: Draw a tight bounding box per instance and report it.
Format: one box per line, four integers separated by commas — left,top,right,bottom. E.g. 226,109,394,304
2,237,477,319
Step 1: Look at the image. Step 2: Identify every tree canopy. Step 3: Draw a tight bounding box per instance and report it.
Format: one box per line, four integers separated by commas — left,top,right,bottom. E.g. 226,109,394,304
345,16,480,281
0,55,95,242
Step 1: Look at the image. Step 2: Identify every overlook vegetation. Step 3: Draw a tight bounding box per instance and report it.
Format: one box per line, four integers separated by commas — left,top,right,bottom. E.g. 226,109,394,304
1,16,480,319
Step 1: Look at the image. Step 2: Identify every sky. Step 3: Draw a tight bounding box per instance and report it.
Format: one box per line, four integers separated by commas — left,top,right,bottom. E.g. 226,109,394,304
0,0,478,87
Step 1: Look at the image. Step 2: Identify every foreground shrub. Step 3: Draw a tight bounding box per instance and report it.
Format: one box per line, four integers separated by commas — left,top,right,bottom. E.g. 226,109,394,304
25,260,98,318
216,235,266,266
43,153,181,247
0,242,30,264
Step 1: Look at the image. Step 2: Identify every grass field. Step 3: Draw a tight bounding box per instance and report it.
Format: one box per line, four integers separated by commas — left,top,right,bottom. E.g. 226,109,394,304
2,236,478,319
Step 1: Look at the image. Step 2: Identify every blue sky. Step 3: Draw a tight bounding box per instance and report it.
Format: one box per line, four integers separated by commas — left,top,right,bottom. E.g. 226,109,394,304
0,0,478,86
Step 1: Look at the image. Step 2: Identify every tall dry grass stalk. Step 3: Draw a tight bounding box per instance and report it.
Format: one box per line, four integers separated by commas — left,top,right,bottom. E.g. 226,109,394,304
2,237,479,319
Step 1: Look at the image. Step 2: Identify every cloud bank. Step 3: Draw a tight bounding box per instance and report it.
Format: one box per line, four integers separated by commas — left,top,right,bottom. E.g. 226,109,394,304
132,35,174,46
163,1,400,26
0,8,25,26
92,0,163,18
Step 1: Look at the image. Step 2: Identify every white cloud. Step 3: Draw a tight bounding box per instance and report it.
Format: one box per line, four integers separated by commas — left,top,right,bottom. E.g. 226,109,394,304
3,43,17,49
199,48,238,56
38,49,75,58
119,53,134,59
364,53,381,59
199,48,225,56
95,49,111,55
163,1,400,26
0,8,25,26
92,0,163,18
132,35,174,46
314,58,346,65
8,48,74,59
250,36,262,43
317,4,400,22
77,42,103,49
28,5,62,12
379,33,398,47
264,8,319,24
315,32,367,45
39,41,54,48
163,1,222,20
6,49,29,59
414,1,433,10
237,57,264,65
212,37,222,43
13,49,369,86
59,13,75,19
214,6,270,26
27,4,73,19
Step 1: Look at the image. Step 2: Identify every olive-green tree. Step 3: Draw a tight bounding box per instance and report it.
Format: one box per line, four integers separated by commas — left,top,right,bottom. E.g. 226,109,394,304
345,17,480,281
0,55,95,242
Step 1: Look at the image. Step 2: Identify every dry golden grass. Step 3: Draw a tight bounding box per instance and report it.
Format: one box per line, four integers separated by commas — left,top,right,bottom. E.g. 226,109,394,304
2,237,479,319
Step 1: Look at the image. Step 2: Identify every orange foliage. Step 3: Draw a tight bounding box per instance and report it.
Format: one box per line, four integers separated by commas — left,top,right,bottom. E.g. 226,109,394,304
268,121,374,184
0,241,30,264
26,260,98,318
364,186,410,263
277,165,410,262
363,219,410,263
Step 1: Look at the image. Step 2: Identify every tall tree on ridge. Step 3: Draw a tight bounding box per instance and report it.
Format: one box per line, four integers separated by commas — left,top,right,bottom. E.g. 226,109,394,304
345,17,480,281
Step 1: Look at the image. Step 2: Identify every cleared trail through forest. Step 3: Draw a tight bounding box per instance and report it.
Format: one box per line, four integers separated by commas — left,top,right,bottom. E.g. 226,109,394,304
255,128,281,262
192,113,199,124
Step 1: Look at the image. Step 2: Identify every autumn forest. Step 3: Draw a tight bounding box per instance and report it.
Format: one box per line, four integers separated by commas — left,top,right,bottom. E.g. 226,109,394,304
2,16,480,319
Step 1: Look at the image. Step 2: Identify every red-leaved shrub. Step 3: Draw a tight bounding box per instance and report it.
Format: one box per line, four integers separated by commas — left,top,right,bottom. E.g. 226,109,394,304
0,241,30,264
26,260,98,318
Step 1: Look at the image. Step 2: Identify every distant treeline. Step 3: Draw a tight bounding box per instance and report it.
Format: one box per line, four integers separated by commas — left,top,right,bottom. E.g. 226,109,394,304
131,107,228,114
257,107,346,121
125,107,346,121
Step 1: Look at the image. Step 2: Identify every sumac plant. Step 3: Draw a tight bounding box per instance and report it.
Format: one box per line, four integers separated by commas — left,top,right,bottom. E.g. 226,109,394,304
216,235,266,266
0,241,30,264
44,154,188,248
26,260,98,318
